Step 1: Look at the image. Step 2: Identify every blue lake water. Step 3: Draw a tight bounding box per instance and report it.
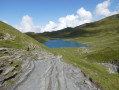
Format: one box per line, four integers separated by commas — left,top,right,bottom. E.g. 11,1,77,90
42,39,88,48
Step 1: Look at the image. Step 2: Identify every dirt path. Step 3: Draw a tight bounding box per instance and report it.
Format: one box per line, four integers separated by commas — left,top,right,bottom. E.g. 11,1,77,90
15,55,99,90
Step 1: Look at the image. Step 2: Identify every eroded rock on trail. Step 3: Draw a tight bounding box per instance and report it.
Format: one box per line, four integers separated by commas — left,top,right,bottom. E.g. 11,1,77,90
15,54,99,90
100,62,119,73
0,48,99,90
0,48,38,90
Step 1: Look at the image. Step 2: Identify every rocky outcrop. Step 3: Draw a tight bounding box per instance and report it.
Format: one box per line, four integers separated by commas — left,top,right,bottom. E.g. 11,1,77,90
0,33,16,41
0,48,38,90
0,48,100,90
15,54,99,90
12,61,35,90
99,61,119,74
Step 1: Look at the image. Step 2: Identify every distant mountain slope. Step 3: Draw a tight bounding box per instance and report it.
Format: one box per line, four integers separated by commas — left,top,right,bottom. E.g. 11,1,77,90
48,14,119,38
26,14,119,42
26,14,119,63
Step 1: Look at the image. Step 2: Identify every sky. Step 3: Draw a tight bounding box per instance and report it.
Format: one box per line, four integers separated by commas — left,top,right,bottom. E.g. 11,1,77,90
0,0,119,33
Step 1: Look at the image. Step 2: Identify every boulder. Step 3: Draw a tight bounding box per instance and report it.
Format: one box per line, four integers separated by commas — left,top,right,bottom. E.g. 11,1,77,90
0,48,7,51
2,67,15,75
100,63,119,73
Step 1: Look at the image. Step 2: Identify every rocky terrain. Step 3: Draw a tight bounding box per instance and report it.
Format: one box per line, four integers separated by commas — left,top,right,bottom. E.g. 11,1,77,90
0,48,41,90
0,47,100,90
13,51,99,90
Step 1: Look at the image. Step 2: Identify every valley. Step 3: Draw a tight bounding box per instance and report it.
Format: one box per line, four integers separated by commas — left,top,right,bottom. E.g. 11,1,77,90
0,14,119,90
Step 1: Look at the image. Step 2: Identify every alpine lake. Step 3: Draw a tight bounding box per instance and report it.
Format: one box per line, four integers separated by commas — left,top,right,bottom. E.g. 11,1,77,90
42,39,88,48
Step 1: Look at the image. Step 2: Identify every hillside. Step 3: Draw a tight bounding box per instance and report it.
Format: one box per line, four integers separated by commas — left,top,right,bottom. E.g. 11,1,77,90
0,21,52,89
25,26,85,42
26,14,119,63
0,21,50,50
26,14,119,42
54,14,119,90
26,14,119,90
0,21,99,90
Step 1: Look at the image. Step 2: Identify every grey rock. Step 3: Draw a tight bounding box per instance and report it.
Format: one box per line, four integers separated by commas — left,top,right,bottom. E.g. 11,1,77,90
100,63,119,73
3,67,15,75
0,75,5,82
15,55,99,90
0,48,7,51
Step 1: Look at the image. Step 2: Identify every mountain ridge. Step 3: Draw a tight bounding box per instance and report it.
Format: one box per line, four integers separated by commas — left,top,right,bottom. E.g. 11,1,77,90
26,14,119,42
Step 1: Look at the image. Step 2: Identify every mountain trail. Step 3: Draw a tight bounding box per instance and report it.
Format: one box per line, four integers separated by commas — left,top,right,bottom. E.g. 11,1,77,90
14,52,99,90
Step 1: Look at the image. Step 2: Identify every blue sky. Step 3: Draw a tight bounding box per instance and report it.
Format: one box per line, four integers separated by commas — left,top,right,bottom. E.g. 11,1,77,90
0,0,119,32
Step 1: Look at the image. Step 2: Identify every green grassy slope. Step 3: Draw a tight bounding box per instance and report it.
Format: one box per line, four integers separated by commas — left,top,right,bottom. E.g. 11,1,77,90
25,27,77,42
25,14,119,89
26,14,119,90
26,14,119,63
0,21,51,51
0,21,53,88
52,14,119,90
53,47,119,90
43,14,119,40
25,32,51,43
66,14,119,63
45,14,119,62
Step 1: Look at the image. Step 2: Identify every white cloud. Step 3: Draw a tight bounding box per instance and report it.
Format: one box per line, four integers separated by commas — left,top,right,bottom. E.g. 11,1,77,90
56,14,80,30
15,15,41,33
15,0,118,33
43,21,57,32
40,15,80,32
0,19,8,24
41,8,92,32
20,15,33,32
95,0,111,16
59,15,79,26
16,8,93,33
94,0,119,17
116,6,119,13
2,21,8,24
77,8,92,21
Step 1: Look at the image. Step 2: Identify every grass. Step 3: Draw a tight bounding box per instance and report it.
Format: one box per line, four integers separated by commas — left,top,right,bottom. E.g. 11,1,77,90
8,71,14,77
1,13,119,89
10,60,22,68
53,47,119,90
0,32,5,38
7,79,14,86
25,14,119,89
0,21,54,87
86,46,119,63
25,32,51,42
0,21,52,53
26,14,119,63
51,14,119,90
0,57,10,61
0,50,9,57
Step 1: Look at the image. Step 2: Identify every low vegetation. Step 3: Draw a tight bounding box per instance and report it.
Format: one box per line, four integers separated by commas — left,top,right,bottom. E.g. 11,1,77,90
0,21,53,88
1,13,119,89
0,21,51,52
27,14,119,90
25,32,51,42
53,47,119,90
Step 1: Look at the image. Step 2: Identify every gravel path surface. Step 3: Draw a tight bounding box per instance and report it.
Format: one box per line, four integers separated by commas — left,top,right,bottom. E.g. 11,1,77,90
15,55,99,90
